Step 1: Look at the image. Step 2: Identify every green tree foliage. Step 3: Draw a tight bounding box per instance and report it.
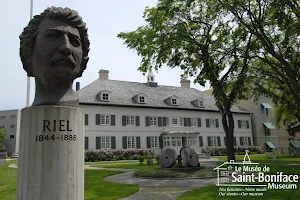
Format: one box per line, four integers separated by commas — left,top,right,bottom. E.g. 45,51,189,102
218,0,300,122
0,128,7,151
118,0,258,161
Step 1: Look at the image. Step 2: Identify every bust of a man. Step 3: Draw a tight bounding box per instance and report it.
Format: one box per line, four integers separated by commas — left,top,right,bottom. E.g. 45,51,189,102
19,7,90,107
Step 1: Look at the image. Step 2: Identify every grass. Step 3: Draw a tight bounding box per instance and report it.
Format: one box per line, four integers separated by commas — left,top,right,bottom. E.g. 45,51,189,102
0,160,17,200
0,161,139,200
84,170,139,200
177,156,300,200
90,162,159,169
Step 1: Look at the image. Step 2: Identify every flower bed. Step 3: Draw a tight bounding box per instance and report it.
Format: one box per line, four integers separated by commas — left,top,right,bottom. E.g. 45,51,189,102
85,149,154,162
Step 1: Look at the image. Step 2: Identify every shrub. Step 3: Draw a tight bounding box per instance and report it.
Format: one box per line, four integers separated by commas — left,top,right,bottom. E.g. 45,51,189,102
137,155,145,165
155,154,160,165
205,146,263,156
85,149,155,162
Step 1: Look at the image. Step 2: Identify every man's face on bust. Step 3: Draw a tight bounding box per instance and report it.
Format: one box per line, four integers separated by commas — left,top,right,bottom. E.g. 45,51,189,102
31,18,83,86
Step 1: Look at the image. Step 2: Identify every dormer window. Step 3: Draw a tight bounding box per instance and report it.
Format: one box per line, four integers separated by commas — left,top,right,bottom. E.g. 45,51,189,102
199,100,205,107
171,98,178,105
97,90,111,102
139,95,146,104
102,93,109,101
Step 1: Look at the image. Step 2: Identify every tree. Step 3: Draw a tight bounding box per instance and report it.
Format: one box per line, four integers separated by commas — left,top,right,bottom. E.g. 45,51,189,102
218,0,300,121
0,128,7,152
118,0,257,161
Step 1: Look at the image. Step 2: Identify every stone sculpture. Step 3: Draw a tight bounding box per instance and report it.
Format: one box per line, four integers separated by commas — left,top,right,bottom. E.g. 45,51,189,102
180,146,200,167
19,7,90,107
160,148,177,168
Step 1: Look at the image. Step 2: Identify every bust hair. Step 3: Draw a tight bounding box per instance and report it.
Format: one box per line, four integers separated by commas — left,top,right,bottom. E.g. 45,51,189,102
20,6,90,78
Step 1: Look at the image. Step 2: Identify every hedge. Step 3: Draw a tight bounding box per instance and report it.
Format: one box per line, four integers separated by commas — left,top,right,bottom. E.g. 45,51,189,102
85,149,154,162
204,146,263,156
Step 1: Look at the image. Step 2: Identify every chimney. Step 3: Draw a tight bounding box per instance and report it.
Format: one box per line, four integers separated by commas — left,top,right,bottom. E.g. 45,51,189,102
180,79,190,88
76,82,80,91
99,69,109,80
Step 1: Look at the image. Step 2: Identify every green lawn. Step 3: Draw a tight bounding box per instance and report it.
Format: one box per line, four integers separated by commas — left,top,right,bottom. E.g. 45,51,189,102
0,161,139,200
177,157,300,200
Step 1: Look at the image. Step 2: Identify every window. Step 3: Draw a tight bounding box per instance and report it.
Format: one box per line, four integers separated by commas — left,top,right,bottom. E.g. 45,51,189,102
163,136,171,147
126,116,135,125
101,137,111,149
149,117,157,126
10,135,14,139
240,137,250,146
150,137,158,148
0,125,4,128
165,117,169,126
85,114,88,125
10,125,15,128
171,117,178,125
127,136,136,149
199,100,205,107
238,120,249,129
139,96,145,103
11,115,16,119
264,127,270,136
207,119,218,128
0,116,5,119
180,117,184,126
102,93,109,101
191,118,198,127
187,137,197,147
210,136,217,146
101,115,110,125
263,107,268,116
171,98,178,105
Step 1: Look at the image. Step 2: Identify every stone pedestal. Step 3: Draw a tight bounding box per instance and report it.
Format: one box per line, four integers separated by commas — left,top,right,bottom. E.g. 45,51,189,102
17,106,84,200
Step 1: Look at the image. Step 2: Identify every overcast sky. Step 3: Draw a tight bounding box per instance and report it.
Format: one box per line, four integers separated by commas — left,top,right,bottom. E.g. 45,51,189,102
0,0,209,111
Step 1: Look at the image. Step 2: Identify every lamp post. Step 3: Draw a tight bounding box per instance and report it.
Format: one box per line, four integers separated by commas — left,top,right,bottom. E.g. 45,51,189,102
26,0,33,107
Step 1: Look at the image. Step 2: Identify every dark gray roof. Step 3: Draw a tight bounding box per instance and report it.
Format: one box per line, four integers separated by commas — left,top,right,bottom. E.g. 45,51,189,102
78,79,249,113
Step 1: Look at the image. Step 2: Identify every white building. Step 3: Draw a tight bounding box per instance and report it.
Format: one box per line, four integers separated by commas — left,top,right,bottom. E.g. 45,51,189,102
0,109,21,154
78,70,253,155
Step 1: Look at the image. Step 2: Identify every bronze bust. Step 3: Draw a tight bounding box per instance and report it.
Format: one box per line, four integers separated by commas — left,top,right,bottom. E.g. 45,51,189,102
19,7,90,107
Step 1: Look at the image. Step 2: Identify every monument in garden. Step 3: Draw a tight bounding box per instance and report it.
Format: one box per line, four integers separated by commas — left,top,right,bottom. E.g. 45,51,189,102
17,7,90,200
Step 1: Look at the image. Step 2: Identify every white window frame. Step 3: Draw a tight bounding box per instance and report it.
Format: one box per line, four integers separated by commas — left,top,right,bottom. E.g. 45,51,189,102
101,92,109,101
209,119,217,128
187,136,197,147
139,95,146,103
150,136,158,148
191,118,198,127
101,115,110,125
210,136,217,146
240,120,247,129
127,136,136,149
163,136,171,147
101,136,111,149
126,116,135,126
171,117,179,126
241,137,249,146
171,98,178,105
149,117,157,126
199,100,205,107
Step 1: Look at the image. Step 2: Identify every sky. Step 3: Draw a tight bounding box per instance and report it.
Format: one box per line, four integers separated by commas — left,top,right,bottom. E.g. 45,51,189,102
0,0,209,111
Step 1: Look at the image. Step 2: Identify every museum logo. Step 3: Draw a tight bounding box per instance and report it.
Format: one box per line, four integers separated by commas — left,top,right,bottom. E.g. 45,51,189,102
213,150,298,197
